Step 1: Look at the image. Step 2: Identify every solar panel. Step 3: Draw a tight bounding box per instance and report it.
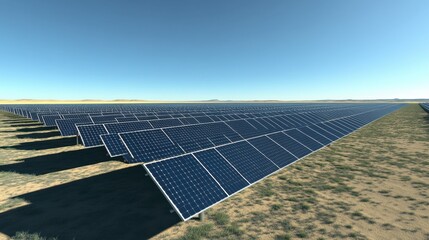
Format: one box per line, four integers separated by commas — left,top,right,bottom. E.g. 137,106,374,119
178,117,199,125
116,116,138,122
217,141,279,183
91,115,122,124
284,129,324,151
195,116,214,123
43,115,62,127
248,136,297,168
56,118,92,136
226,120,265,138
145,154,228,220
104,121,153,134
119,129,184,162
268,132,312,158
150,118,183,128
194,149,249,195
320,122,348,137
38,113,58,124
100,133,128,157
297,126,333,145
309,124,341,140
420,103,429,113
163,122,242,153
77,124,108,147
137,116,159,121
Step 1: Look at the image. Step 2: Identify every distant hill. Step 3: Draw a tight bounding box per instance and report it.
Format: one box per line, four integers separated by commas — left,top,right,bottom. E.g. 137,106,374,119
0,98,428,104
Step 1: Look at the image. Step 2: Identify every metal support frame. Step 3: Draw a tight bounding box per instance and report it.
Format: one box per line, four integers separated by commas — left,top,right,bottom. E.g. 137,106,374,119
199,211,206,221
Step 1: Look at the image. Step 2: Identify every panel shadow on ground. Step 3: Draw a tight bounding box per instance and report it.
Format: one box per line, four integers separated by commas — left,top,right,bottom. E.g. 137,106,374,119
0,137,76,150
0,147,112,175
0,166,180,240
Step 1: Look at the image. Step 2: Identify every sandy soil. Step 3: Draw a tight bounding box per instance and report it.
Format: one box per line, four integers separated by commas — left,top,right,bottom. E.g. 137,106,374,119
0,104,428,240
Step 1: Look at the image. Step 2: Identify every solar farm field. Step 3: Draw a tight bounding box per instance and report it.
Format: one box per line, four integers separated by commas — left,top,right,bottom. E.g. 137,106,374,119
0,103,428,240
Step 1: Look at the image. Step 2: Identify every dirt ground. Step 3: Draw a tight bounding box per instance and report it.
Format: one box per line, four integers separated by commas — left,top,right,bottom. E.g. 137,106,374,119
0,104,428,240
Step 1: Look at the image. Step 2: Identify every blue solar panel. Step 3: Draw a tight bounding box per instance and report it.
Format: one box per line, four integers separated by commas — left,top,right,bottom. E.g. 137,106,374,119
77,124,108,147
91,115,122,124
194,149,249,195
309,124,341,140
163,122,242,153
337,118,359,131
195,116,214,123
248,136,297,168
137,115,159,121
100,133,129,157
298,126,333,145
120,129,185,162
62,113,91,119
284,129,324,151
217,141,278,183
38,113,58,124
43,115,62,127
226,120,265,138
178,117,199,125
104,121,153,134
116,116,138,122
257,117,284,131
268,132,312,158
323,122,349,135
208,115,222,121
145,155,228,220
420,103,429,113
270,116,293,129
156,115,172,119
150,118,183,128
56,118,92,136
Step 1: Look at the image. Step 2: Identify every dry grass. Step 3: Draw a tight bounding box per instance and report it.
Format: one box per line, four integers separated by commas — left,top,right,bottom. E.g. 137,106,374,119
0,104,428,240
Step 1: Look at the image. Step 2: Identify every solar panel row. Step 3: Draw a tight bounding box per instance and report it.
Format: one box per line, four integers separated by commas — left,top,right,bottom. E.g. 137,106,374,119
78,104,374,150
420,103,429,113
120,105,393,163
144,104,403,220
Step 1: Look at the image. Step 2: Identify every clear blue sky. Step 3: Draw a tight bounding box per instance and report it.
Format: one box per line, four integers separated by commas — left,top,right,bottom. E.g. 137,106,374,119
1,0,428,100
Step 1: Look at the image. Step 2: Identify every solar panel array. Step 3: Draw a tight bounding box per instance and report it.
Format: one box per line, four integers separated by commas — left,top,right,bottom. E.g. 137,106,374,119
420,103,429,113
0,103,404,220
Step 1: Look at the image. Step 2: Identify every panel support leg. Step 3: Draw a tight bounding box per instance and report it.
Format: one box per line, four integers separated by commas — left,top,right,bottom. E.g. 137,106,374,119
199,211,206,221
